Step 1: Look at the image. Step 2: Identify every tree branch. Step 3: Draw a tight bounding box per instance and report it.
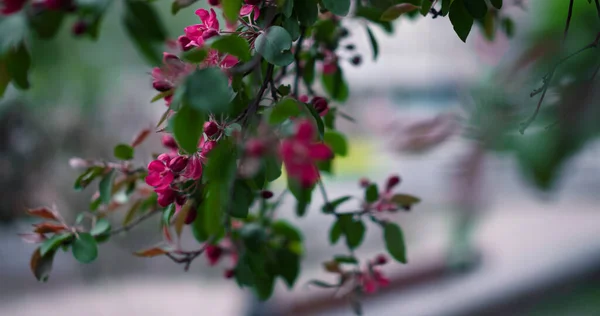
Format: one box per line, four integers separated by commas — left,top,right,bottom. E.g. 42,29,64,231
110,207,160,236
564,0,574,42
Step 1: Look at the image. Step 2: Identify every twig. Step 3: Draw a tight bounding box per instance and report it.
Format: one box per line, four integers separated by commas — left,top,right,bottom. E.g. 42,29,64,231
521,33,600,134
564,0,574,42
165,240,213,271
110,207,160,236
293,28,307,97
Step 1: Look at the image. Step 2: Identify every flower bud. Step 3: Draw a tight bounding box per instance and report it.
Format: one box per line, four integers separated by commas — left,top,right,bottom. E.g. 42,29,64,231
245,139,265,157
176,195,187,206
374,254,388,266
224,269,235,279
359,177,370,188
184,207,197,225
72,20,88,36
245,0,261,4
203,141,217,155
157,153,171,165
204,121,219,137
261,190,274,199
157,189,176,207
205,245,223,266
152,81,172,92
385,175,401,192
202,29,219,40
351,55,362,66
208,0,219,5
169,156,189,173
178,35,192,51
298,95,309,103
312,96,329,116
162,135,178,150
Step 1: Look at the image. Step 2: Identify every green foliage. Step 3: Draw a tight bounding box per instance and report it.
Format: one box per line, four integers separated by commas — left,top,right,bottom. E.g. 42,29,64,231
114,144,134,160
99,169,115,205
449,0,474,42
324,130,348,157
322,0,351,16
210,35,252,62
255,26,294,66
72,233,99,264
383,222,407,263
123,0,167,65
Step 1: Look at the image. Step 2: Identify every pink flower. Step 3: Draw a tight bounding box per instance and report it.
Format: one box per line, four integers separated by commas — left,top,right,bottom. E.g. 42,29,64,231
156,188,176,207
240,4,260,20
183,8,220,48
361,268,390,294
145,157,175,190
205,245,223,265
280,120,333,188
151,53,193,92
1,0,26,14
204,50,239,69
183,155,203,180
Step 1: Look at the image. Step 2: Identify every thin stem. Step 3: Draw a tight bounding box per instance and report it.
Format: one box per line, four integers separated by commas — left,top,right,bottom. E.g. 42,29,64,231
564,0,574,42
110,207,160,236
293,28,307,97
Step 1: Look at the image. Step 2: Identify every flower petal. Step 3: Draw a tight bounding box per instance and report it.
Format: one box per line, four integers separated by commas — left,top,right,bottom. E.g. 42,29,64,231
295,120,315,143
239,4,253,16
148,160,166,172
195,9,210,22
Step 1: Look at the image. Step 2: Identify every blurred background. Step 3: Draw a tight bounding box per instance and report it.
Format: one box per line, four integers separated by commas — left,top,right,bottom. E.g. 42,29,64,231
2,0,600,315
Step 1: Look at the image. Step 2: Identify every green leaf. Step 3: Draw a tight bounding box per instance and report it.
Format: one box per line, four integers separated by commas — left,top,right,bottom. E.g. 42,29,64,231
303,57,315,85
277,249,300,288
30,248,55,282
222,0,242,23
210,35,251,62
501,17,515,38
294,0,318,26
170,104,205,154
240,223,267,252
28,9,65,39
123,0,167,66
334,255,358,264
255,26,294,67
355,6,393,33
0,60,10,98
99,169,115,205
383,222,407,263
182,48,208,64
449,0,474,42
282,0,294,17
282,16,300,41
6,42,31,90
287,177,313,217
269,97,301,124
171,0,198,15
365,26,379,61
90,218,111,237
365,183,379,203
113,144,134,160
191,202,209,242
40,234,72,257
490,0,502,9
329,220,342,244
184,68,232,114
380,3,420,21
163,203,176,224
420,0,434,16
74,166,104,191
324,130,348,157
321,68,349,102
322,195,352,213
463,0,487,19
391,194,421,209
204,140,236,236
322,0,350,16
72,233,98,264
339,214,365,249
264,156,282,182
272,220,303,241
302,102,325,140
231,180,254,218
441,0,454,16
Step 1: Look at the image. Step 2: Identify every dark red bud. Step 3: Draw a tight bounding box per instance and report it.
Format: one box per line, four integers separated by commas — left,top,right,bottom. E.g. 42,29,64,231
206,245,223,266
208,0,220,5
204,121,219,137
351,55,362,66
224,269,235,279
158,190,176,207
244,0,261,5
374,254,388,265
385,175,401,192
176,195,187,206
184,207,197,225
153,81,172,92
72,20,88,36
312,97,329,115
169,156,189,173
162,135,178,150
157,153,171,165
245,139,265,157
178,36,192,51
261,190,274,199
202,29,219,40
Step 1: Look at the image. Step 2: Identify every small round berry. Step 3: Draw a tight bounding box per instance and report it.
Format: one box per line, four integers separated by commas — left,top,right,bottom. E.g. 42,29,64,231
351,55,362,66
261,190,274,199
204,121,219,137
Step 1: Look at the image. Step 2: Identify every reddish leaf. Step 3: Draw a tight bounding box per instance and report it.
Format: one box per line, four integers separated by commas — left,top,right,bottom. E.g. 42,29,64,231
26,207,59,221
163,225,173,245
20,233,46,244
33,222,67,234
134,246,171,257
131,128,152,147
30,248,55,282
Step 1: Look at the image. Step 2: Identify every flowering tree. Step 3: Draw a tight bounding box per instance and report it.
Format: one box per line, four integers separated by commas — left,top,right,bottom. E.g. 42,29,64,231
4,0,600,314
